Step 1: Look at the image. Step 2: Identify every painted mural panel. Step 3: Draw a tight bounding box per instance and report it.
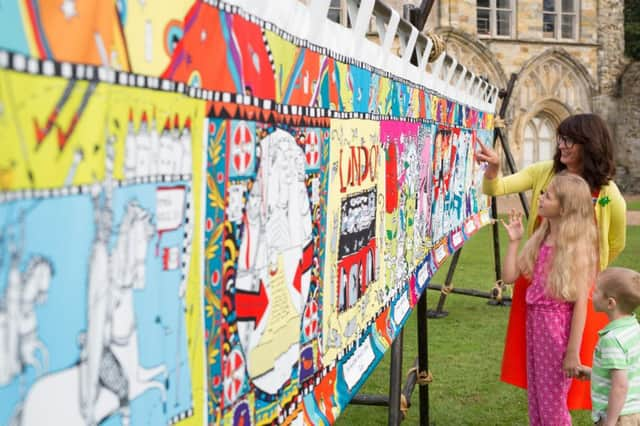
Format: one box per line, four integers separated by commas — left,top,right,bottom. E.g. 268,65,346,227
0,69,206,426
0,1,496,425
202,104,331,424
381,121,420,290
322,119,385,364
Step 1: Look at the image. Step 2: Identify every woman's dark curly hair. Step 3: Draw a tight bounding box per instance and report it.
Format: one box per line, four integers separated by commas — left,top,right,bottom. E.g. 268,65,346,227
554,113,616,189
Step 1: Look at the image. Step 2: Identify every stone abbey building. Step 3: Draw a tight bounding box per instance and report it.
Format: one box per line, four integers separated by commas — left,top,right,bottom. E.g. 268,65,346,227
325,0,639,192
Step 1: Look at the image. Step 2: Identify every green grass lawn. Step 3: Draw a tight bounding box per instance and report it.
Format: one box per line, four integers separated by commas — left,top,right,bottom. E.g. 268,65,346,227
627,199,640,211
337,220,640,425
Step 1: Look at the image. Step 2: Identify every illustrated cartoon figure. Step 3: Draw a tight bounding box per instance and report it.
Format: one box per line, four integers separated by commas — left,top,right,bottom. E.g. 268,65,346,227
446,129,464,233
226,185,245,224
123,109,137,179
135,111,152,177
13,139,168,426
179,117,192,175
170,114,184,175
347,263,360,308
400,136,419,270
158,117,174,175
0,230,53,386
338,269,347,311
461,130,476,217
235,129,314,396
414,127,433,260
148,109,159,177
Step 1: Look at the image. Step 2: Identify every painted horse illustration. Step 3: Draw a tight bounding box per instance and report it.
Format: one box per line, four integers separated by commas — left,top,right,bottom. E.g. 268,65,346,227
0,253,53,386
13,200,166,426
13,141,167,426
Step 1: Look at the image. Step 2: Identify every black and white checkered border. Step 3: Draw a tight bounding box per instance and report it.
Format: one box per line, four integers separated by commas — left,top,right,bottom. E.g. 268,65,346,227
169,407,194,425
273,106,456,126
0,49,278,110
0,19,493,128
274,303,399,420
262,359,337,423
277,401,300,425
0,174,192,202
0,48,490,131
208,0,494,113
213,0,496,121
0,184,90,202
123,174,193,185
262,29,277,78
180,185,194,283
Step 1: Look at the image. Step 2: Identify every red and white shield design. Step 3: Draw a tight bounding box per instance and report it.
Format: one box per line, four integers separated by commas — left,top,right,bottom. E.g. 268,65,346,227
302,300,319,338
223,348,246,403
232,122,254,173
304,131,320,168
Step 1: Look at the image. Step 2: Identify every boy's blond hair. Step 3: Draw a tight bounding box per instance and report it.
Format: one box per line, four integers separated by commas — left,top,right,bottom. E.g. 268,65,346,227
599,267,640,314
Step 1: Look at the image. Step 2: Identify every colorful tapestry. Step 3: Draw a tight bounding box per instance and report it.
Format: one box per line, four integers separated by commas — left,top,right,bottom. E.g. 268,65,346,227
0,1,495,425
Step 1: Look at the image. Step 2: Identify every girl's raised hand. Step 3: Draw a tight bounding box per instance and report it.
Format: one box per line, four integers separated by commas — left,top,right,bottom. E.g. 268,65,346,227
500,209,524,242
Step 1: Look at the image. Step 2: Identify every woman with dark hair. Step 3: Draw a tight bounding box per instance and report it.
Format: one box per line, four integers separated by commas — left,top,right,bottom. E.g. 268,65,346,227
476,113,627,411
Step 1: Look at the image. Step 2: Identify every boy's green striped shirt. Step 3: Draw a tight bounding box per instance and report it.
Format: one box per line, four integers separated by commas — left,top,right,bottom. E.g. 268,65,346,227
591,314,640,422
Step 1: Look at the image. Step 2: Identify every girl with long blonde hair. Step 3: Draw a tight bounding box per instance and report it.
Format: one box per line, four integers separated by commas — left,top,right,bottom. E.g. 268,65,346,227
502,173,599,425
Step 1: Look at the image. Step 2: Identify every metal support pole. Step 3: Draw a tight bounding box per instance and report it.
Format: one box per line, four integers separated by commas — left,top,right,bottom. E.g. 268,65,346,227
405,0,436,67
496,129,530,218
485,195,507,308
398,281,432,424
401,356,419,413
388,329,404,426
416,290,430,425
350,394,389,406
426,248,463,318
407,0,436,32
427,283,512,302
493,73,530,219
352,330,405,421
485,73,519,307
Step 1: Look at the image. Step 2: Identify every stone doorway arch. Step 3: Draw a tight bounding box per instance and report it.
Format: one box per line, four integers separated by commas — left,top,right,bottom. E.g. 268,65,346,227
435,28,508,89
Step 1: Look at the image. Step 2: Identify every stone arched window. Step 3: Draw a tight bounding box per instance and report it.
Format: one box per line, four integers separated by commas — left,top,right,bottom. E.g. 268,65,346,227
509,49,595,125
522,113,556,168
509,49,594,171
435,29,508,89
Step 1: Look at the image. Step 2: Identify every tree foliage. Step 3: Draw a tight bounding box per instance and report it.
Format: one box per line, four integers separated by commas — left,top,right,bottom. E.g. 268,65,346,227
625,0,640,59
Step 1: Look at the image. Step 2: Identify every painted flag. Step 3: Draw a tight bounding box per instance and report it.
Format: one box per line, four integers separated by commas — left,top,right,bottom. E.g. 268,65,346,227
162,246,180,270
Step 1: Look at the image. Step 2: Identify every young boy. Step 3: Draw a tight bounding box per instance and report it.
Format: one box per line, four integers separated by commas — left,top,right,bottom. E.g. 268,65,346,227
578,267,640,426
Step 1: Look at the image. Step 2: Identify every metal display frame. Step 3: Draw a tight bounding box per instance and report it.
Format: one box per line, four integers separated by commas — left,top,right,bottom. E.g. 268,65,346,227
426,73,524,318
351,44,534,426
349,1,534,424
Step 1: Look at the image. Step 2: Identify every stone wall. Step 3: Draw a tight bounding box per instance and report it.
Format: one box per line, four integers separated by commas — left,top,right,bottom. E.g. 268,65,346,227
593,0,631,191
481,41,597,79
597,0,627,96
615,61,640,193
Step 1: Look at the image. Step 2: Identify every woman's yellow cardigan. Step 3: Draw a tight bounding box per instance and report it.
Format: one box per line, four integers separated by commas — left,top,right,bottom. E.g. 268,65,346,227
482,160,627,270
